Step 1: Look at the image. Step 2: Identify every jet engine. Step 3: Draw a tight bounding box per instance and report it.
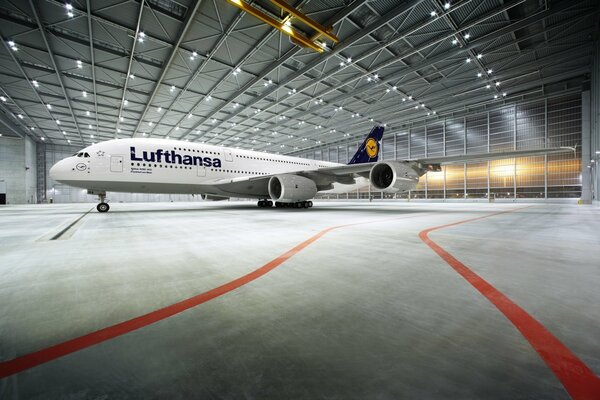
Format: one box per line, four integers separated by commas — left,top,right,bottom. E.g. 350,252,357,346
268,174,317,202
369,161,419,192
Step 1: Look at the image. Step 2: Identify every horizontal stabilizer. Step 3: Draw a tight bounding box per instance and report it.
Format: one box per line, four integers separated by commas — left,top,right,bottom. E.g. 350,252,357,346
411,147,575,165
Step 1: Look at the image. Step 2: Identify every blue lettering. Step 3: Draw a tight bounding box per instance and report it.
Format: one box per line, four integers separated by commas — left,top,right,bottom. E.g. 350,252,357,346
130,146,142,161
129,146,223,168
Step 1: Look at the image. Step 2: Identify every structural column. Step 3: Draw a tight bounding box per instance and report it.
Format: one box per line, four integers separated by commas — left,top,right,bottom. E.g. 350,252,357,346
581,87,592,203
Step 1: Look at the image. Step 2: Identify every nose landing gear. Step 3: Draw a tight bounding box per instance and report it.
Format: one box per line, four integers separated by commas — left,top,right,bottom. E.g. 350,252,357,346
96,192,110,213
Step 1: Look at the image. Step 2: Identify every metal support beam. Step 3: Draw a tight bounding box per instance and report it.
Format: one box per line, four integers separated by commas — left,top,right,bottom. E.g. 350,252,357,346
131,0,203,138
115,0,145,137
29,0,85,144
86,0,100,139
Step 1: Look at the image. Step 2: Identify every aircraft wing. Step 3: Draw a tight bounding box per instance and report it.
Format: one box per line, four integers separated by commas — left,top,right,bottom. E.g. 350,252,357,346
202,163,372,198
410,147,575,165
201,146,575,198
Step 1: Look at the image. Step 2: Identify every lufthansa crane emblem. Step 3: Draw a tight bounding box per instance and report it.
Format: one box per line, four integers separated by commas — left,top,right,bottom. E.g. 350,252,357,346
76,163,87,171
365,138,378,158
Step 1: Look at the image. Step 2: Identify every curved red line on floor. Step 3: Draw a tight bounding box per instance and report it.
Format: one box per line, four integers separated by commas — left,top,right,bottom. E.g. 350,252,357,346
0,213,421,378
419,207,600,400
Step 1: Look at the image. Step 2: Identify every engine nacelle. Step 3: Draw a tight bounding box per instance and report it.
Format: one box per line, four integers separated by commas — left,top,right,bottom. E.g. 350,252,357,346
369,161,420,192
268,174,317,202
201,194,229,201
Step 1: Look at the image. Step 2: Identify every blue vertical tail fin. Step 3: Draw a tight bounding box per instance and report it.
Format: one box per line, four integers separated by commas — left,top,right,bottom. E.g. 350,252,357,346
347,125,384,165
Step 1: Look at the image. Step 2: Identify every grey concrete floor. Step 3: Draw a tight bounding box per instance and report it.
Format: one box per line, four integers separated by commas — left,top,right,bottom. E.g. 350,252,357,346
0,201,598,399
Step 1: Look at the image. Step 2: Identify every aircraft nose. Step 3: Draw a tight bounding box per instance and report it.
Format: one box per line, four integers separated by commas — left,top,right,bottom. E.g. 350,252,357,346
49,159,70,182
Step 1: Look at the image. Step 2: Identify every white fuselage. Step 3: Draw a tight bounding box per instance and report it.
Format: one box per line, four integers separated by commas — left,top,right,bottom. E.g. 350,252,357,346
49,138,368,199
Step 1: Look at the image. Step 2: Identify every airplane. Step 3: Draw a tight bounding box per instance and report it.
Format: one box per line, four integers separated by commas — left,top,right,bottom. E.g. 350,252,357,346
49,126,572,212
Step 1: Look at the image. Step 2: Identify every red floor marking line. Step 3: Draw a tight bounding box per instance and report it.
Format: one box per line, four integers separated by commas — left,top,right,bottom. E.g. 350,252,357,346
0,226,333,378
0,213,422,379
419,207,600,400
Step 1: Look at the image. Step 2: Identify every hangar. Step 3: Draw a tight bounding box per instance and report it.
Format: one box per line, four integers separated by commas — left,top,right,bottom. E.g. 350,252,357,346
0,0,599,398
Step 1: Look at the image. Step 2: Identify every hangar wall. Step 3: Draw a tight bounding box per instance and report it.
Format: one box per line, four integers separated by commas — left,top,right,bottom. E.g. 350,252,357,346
0,136,37,204
311,93,582,201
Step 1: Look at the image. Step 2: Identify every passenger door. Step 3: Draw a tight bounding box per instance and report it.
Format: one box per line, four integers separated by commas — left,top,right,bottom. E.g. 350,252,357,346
110,155,123,172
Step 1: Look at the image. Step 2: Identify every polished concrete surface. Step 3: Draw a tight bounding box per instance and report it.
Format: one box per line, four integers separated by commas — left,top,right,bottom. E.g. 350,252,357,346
0,201,598,399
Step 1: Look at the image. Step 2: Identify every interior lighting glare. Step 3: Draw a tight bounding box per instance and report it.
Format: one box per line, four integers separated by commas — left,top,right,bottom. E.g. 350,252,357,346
56,119,60,124
464,33,470,39
477,54,483,59
466,58,471,63
76,60,82,68
477,72,482,77
138,32,145,43
18,114,23,119
495,81,500,86
430,11,437,17
486,84,491,89
0,96,6,102
88,124,92,129
487,69,493,74
444,2,451,9
451,39,457,45
82,91,87,97
157,107,162,112
32,80,39,87
47,104,52,109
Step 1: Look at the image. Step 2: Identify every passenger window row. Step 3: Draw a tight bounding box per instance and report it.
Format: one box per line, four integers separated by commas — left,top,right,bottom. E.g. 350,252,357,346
237,154,309,166
174,146,217,155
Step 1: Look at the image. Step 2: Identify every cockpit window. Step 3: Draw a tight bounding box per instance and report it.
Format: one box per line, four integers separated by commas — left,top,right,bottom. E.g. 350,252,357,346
84,152,90,158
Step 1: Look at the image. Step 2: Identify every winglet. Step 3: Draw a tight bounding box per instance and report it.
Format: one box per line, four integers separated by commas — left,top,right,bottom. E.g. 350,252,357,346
347,125,384,165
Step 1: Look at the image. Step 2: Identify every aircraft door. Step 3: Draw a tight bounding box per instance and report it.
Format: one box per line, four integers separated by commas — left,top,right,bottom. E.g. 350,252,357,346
224,149,233,162
197,165,206,177
110,155,123,172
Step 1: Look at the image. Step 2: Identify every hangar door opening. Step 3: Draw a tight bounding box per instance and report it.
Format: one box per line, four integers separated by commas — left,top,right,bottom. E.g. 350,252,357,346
0,180,6,204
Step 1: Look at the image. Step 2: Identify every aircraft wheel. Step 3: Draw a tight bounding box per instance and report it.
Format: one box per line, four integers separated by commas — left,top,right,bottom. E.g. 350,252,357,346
308,201,313,208
267,201,273,207
257,200,264,207
97,202,110,213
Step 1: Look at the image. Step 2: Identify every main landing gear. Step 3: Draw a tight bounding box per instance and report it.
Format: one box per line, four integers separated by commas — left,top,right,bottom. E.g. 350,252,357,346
257,199,273,207
257,199,313,208
96,192,110,213
275,201,313,208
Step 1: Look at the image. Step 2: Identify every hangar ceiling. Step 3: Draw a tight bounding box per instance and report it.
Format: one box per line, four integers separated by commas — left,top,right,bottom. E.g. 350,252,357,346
0,0,597,155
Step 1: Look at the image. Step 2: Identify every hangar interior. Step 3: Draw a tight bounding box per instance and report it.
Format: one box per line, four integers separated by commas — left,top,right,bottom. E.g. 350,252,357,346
1,0,600,399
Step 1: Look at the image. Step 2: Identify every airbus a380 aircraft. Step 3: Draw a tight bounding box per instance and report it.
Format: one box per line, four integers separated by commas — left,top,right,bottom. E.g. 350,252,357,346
50,126,571,212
